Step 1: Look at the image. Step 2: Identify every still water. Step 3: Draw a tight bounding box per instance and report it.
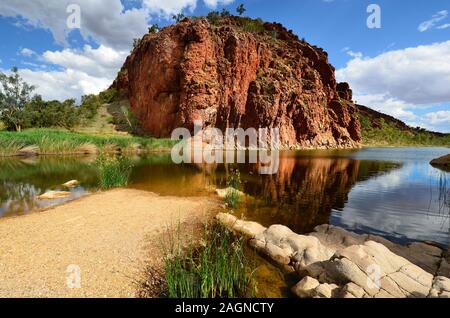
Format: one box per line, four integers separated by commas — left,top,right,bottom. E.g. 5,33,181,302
0,148,449,247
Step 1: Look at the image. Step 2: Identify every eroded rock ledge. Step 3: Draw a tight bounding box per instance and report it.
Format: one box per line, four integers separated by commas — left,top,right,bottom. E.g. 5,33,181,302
216,213,450,298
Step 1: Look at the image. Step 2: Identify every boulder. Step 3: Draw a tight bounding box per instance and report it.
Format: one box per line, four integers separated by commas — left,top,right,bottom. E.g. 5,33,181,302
216,213,266,239
37,191,71,200
250,225,334,269
215,188,245,199
62,180,79,188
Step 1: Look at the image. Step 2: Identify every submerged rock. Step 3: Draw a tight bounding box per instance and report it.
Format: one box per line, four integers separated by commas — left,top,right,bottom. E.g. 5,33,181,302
37,191,71,200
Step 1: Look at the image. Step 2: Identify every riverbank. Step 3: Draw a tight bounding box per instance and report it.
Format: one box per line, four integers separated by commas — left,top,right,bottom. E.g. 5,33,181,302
0,129,175,157
0,189,218,297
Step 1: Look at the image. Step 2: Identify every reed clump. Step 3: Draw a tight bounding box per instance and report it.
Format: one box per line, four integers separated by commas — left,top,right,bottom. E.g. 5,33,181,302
163,222,256,298
96,155,133,189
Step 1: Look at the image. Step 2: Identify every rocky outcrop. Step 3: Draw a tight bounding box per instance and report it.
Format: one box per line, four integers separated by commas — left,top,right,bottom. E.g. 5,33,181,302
431,154,450,171
216,213,450,298
113,16,361,149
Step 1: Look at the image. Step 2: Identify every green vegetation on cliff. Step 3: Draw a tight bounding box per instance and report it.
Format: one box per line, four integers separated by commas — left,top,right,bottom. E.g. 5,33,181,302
358,105,450,147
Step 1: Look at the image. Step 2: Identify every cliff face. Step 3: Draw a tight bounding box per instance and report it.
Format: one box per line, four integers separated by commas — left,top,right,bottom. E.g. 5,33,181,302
113,16,361,148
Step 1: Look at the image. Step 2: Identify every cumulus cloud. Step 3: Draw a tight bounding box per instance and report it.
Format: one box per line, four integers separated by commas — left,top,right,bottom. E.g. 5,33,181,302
353,94,418,122
0,0,150,50
16,44,128,101
437,23,450,30
19,48,36,57
42,45,128,79
143,0,235,16
337,41,450,132
424,111,450,125
337,41,450,106
17,68,111,102
418,10,448,32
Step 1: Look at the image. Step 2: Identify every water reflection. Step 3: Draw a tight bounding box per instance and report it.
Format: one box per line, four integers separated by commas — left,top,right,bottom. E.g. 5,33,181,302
0,148,449,247
0,156,98,217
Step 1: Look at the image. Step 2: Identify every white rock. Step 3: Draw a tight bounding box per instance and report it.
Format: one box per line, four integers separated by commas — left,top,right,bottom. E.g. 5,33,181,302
292,276,320,298
62,180,79,188
37,191,71,200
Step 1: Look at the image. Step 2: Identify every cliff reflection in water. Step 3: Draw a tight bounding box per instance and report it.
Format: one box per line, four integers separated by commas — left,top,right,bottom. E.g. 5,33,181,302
234,156,400,234
130,152,400,235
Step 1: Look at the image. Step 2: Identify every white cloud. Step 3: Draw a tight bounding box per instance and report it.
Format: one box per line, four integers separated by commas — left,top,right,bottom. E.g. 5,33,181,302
0,0,239,102
353,94,418,122
203,0,235,8
17,68,111,102
337,41,450,105
437,23,450,30
42,45,128,79
0,0,150,50
337,41,450,132
143,0,234,16
418,10,448,32
19,48,36,57
15,44,128,101
424,111,450,125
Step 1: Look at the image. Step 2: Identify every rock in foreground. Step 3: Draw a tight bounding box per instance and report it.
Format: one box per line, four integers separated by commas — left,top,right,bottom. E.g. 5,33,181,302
216,213,450,298
113,16,361,149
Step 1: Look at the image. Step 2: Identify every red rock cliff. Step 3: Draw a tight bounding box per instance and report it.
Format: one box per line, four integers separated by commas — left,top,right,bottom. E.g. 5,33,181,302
112,16,361,148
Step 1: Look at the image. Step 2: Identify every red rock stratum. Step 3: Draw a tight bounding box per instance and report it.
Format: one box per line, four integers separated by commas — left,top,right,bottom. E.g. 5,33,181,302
113,16,361,149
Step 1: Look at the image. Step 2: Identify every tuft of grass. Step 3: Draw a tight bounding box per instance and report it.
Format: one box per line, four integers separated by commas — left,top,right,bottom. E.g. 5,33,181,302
225,188,242,209
225,169,243,208
96,155,133,189
163,223,256,298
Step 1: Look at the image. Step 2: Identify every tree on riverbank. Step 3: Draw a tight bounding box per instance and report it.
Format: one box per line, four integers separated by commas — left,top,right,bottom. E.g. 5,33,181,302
0,68,120,132
0,67,36,131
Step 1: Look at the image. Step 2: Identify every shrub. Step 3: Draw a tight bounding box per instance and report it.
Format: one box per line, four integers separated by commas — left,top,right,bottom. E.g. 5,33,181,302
207,11,221,25
241,18,265,33
79,94,101,121
99,88,119,104
148,24,160,33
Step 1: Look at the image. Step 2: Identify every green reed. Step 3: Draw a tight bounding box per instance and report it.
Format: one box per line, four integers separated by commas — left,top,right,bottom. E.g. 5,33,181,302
163,223,256,298
96,155,133,189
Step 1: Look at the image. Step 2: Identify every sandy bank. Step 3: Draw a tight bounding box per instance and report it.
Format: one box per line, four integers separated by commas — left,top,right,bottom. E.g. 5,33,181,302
0,189,218,298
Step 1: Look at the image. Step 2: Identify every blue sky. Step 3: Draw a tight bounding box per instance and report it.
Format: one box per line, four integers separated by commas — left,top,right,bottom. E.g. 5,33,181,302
0,0,449,132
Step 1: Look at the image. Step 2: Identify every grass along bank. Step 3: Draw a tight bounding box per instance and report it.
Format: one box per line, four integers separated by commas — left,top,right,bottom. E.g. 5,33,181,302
0,129,176,157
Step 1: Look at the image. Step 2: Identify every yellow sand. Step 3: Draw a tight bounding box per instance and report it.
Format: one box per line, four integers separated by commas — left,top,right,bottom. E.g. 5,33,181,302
0,189,217,298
